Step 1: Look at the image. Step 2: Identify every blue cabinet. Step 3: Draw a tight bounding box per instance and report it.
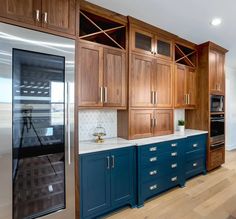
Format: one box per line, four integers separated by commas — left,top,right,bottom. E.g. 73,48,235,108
80,146,136,219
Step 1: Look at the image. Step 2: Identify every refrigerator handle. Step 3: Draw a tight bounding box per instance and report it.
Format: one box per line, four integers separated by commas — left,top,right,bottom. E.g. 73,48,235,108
67,82,71,165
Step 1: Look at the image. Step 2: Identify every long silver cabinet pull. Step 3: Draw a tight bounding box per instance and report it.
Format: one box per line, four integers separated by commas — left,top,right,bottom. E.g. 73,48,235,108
67,82,71,165
43,12,48,23
151,118,154,128
107,156,110,169
171,176,178,182
151,91,155,104
155,91,158,104
154,118,157,127
104,87,108,103
149,170,157,176
36,10,40,22
111,155,115,168
100,87,103,103
149,146,157,152
171,143,177,147
193,143,198,148
171,152,178,157
171,163,177,168
149,157,157,162
149,184,157,190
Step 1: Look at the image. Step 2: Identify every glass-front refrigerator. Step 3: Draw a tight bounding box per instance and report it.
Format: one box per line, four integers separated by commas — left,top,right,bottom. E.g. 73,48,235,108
0,23,75,219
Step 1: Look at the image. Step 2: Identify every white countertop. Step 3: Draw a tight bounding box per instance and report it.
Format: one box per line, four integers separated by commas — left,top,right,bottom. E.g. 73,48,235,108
79,129,208,154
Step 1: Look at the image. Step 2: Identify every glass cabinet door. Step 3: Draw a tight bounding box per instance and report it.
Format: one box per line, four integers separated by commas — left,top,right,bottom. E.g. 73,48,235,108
155,38,172,59
132,28,154,55
12,49,66,219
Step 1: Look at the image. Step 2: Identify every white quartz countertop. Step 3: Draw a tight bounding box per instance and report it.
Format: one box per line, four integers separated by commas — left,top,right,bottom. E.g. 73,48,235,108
79,129,208,154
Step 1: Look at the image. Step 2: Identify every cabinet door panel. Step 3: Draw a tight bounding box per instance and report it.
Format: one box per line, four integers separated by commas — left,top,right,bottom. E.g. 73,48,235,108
103,49,126,107
81,152,111,217
217,52,225,94
174,64,186,107
209,50,218,93
42,0,75,34
111,147,135,205
130,54,154,107
186,68,197,107
154,60,173,108
0,0,41,25
154,110,173,136
78,42,103,107
130,109,154,139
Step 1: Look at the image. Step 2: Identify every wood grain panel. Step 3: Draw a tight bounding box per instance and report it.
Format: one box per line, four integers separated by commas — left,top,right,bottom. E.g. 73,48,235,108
186,67,197,107
103,49,126,107
0,0,41,25
42,0,75,34
154,60,173,108
78,42,103,107
209,50,218,93
130,109,154,139
130,54,154,107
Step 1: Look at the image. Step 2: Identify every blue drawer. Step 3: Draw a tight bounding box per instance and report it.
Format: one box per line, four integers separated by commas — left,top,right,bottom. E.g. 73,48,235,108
141,161,180,183
141,173,180,200
141,150,179,168
141,139,184,157
186,157,205,178
186,134,207,153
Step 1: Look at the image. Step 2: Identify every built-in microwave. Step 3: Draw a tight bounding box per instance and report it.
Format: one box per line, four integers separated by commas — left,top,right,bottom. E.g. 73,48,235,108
210,95,224,112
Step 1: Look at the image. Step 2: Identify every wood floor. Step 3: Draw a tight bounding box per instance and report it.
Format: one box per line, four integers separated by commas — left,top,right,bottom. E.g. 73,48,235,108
105,150,236,219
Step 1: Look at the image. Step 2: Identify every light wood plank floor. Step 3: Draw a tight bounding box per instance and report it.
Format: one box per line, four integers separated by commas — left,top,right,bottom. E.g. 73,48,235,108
105,150,236,219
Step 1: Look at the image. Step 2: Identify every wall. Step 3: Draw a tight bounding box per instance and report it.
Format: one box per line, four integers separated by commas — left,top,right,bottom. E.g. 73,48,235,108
79,109,117,141
225,66,236,150
174,109,185,131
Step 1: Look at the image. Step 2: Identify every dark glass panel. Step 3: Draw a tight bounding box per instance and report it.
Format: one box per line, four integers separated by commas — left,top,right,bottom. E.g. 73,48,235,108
135,32,152,51
157,40,171,57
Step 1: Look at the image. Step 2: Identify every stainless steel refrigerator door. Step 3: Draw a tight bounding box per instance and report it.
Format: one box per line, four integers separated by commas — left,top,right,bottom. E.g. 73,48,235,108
0,22,75,219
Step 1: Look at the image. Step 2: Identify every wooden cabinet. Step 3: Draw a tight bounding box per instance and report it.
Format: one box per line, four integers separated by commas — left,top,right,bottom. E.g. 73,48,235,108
174,64,196,108
80,147,136,219
208,147,225,170
78,42,103,107
130,54,154,108
41,0,75,35
131,27,172,60
209,49,225,94
0,0,75,35
78,41,126,109
0,0,41,26
154,60,173,108
130,109,173,139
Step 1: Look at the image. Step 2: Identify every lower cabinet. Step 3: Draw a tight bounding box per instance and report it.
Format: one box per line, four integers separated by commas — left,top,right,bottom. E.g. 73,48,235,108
80,146,136,219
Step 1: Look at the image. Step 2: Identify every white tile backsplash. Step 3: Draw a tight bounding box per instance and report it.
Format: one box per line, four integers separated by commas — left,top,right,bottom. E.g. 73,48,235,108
174,109,185,131
79,109,117,141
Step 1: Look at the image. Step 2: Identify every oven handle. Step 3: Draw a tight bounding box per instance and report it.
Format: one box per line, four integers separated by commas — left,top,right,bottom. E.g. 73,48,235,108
210,119,224,122
211,142,225,147
67,82,71,165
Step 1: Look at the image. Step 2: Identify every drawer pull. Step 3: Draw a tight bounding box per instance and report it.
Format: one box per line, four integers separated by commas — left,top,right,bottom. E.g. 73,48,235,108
149,170,157,176
193,162,198,167
171,143,177,147
171,152,178,157
149,157,157,162
171,176,178,182
149,184,158,190
193,144,198,148
171,163,177,168
149,147,157,152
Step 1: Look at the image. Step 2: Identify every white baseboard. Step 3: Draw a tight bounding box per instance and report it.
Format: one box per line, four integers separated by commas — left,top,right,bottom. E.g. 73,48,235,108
226,144,236,151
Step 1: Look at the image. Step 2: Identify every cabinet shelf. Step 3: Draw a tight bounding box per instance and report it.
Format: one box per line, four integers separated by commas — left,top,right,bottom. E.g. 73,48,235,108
79,10,126,50
175,44,197,67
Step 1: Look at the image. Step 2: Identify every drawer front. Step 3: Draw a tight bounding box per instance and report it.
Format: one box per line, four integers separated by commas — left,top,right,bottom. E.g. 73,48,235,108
141,139,183,157
141,150,179,168
186,134,207,153
186,149,205,162
141,161,179,182
141,173,179,200
186,157,205,176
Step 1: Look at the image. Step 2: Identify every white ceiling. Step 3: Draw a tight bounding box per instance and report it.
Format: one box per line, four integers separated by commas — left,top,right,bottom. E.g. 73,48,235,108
87,0,236,69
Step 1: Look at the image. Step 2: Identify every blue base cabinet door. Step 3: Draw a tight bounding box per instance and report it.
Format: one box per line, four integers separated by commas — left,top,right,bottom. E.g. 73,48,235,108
111,148,135,206
80,147,136,219
80,151,111,218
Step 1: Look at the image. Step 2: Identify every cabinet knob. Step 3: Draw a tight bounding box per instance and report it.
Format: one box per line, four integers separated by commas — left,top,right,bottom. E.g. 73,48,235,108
171,152,178,157
171,143,177,147
171,176,178,182
193,162,198,167
193,143,198,148
171,163,177,168
149,157,157,162
149,184,158,190
149,146,157,152
149,170,157,176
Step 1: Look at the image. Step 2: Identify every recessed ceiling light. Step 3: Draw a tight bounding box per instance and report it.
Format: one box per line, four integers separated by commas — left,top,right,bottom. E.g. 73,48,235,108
211,18,222,26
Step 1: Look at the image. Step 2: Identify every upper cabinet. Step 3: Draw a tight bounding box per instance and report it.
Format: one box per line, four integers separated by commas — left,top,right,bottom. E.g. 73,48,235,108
209,49,225,94
130,27,172,60
78,41,126,109
0,0,41,26
174,64,197,108
0,0,76,35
